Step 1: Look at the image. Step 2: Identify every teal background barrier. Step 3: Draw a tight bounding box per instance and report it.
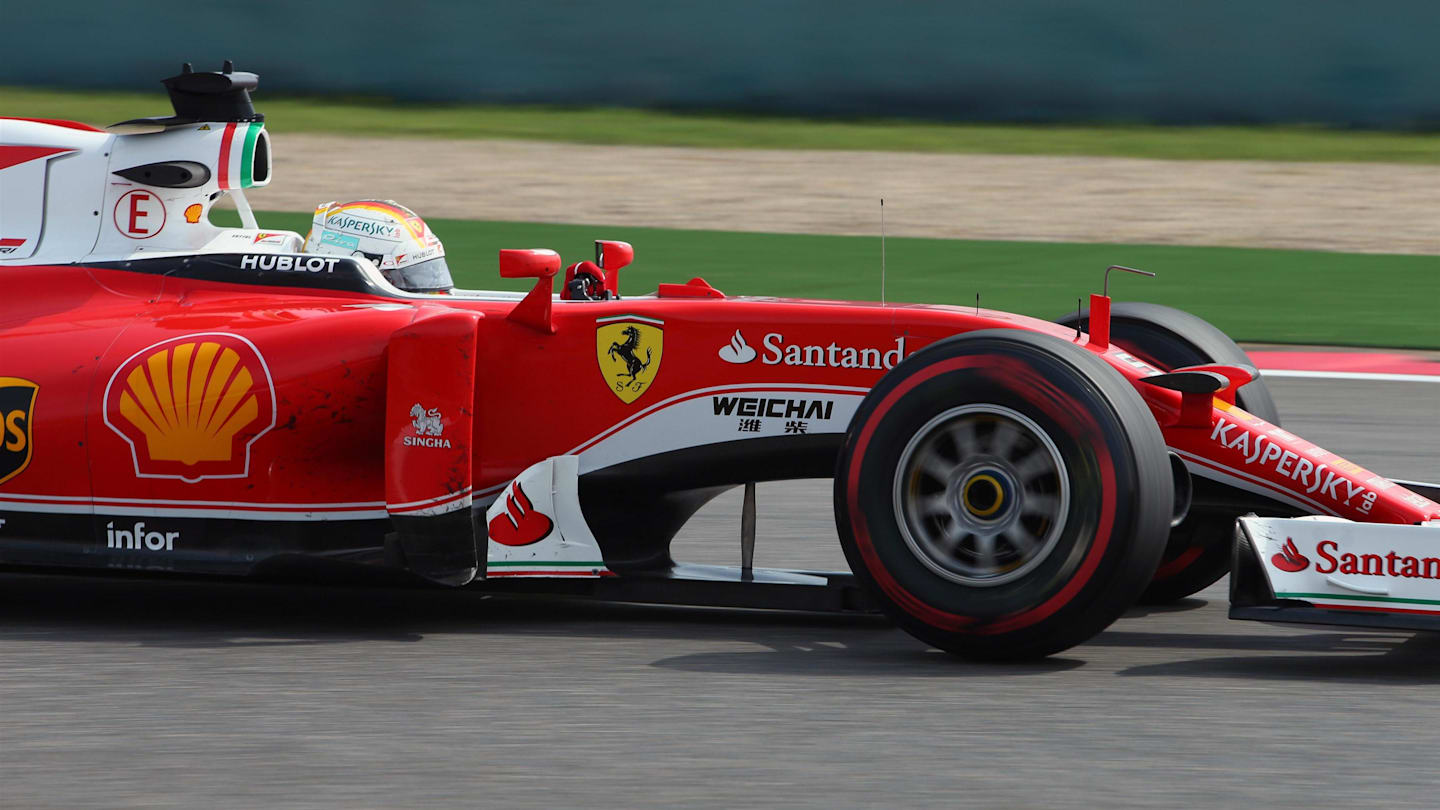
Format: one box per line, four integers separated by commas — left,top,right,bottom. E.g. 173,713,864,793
6,1,1440,127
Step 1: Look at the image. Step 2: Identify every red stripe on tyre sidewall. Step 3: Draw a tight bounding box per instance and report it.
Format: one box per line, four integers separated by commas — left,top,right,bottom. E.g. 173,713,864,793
845,353,1119,635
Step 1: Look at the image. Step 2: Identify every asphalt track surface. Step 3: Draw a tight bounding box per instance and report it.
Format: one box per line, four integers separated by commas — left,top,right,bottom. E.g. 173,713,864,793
2,377,1437,809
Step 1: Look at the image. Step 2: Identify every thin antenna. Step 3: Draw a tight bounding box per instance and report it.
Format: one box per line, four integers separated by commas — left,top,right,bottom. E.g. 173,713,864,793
1103,264,1156,297
1075,298,1083,339
880,199,886,306
975,293,980,315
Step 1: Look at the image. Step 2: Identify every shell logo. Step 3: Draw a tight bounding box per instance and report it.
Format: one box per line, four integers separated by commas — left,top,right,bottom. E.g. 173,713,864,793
103,333,276,483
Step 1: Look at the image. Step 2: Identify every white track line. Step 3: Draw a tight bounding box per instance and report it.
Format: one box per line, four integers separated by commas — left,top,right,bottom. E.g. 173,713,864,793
1259,369,1440,384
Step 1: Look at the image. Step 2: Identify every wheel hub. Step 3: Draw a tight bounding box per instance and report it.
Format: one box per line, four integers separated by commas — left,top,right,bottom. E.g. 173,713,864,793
892,404,1070,587
958,470,1009,520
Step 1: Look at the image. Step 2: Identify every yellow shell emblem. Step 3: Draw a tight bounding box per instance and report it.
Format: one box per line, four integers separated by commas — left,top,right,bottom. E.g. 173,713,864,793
104,334,276,482
595,316,663,404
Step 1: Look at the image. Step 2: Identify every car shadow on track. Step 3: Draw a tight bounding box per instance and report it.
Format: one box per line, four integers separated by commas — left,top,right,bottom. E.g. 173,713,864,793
1120,597,1210,618
1091,628,1402,655
0,571,890,654
1108,632,1440,684
12,571,1427,680
646,644,1085,677
1,573,1084,675
0,572,434,648
0,571,1089,676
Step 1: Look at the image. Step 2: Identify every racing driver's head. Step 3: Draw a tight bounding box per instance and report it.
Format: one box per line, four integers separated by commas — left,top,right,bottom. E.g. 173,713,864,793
303,199,454,293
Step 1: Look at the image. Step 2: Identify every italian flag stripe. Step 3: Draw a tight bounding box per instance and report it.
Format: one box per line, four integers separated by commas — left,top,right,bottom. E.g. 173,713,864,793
217,122,263,189
489,560,607,567
240,122,261,188
488,570,618,577
1277,591,1440,608
217,122,237,188
1311,602,1440,616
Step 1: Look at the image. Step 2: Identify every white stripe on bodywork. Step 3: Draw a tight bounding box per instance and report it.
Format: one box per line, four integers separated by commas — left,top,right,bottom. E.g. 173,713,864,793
1260,369,1440,384
1171,448,1337,516
575,388,864,475
595,314,664,325
388,487,473,514
0,493,386,521
475,383,870,497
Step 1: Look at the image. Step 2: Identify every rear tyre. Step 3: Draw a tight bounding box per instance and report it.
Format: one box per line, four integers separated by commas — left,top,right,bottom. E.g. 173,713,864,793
1056,302,1281,603
835,330,1172,660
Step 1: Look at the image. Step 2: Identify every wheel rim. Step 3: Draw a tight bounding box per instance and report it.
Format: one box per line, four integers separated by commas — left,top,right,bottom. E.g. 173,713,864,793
891,404,1070,587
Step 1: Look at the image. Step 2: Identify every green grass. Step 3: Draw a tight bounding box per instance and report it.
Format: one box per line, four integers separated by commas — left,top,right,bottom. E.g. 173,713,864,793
7,85,1440,163
223,210,1438,349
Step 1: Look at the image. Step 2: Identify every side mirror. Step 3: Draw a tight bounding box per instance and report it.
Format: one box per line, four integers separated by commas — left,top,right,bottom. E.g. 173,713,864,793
500,248,561,280
595,240,632,297
499,249,560,333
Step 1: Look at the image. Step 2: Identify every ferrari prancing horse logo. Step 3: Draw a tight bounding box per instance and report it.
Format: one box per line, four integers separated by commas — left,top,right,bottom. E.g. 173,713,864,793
596,316,664,404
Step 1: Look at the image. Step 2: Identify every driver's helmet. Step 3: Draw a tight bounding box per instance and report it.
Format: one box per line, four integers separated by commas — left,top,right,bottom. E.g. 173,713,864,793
303,200,453,293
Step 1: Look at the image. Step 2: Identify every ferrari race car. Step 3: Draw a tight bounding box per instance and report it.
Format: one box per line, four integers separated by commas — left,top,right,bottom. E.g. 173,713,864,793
2,65,1438,659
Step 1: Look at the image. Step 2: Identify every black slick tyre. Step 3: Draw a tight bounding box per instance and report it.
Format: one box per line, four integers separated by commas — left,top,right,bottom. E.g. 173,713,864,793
834,329,1172,660
1056,302,1281,603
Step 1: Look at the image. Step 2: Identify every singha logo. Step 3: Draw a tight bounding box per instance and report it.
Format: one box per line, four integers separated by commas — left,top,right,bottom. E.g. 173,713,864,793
1271,537,1310,572
409,403,444,436
404,403,451,448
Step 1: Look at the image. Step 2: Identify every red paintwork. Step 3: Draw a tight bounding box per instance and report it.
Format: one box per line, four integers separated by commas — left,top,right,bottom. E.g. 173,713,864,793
0,145,75,171
1,257,1437,535
499,248,560,334
217,121,237,188
487,483,554,546
596,240,632,298
1087,293,1111,349
385,308,480,514
0,117,104,133
657,278,726,299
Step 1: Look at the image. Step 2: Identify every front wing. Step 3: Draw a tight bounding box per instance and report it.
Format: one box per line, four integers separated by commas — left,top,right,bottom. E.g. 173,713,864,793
1231,514,1440,631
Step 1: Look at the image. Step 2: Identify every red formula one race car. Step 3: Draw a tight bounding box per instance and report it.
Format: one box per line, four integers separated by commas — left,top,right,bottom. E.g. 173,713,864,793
3,66,1438,659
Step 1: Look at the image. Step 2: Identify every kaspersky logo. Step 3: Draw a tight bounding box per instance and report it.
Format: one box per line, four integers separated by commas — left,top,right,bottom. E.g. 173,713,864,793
103,333,276,483
1271,537,1310,572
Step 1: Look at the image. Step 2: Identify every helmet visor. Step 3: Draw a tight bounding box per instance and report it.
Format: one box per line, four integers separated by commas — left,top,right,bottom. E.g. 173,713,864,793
383,256,454,293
